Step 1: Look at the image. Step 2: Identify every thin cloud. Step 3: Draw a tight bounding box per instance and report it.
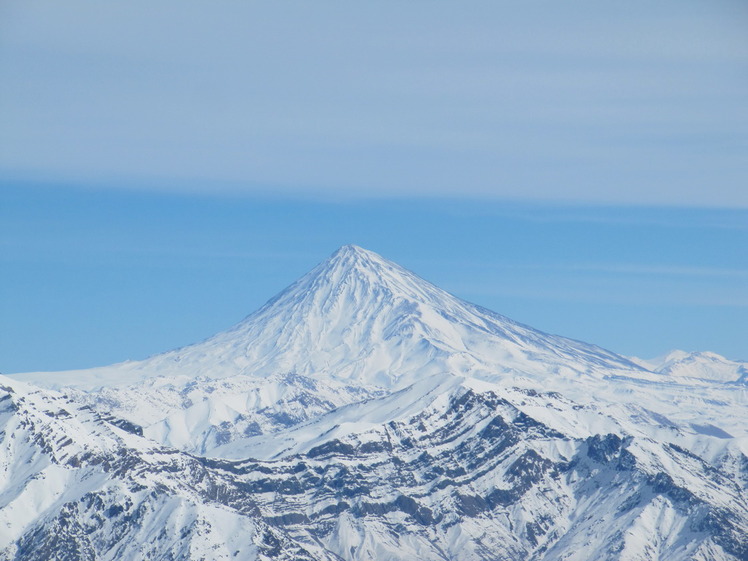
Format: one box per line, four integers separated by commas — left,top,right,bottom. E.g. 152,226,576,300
511,263,748,279
1,1,747,206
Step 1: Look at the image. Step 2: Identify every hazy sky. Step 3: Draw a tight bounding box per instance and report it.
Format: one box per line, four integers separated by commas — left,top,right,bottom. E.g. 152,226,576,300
2,0,747,205
1,2,747,372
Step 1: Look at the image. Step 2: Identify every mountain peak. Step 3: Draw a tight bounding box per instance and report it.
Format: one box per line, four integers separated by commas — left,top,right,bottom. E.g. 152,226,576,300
160,244,640,388
332,243,369,256
306,244,427,301
637,349,747,383
324,244,391,275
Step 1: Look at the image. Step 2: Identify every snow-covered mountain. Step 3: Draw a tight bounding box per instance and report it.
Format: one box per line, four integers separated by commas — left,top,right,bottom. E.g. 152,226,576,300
0,376,341,561
1,373,746,561
632,350,747,385
15,244,645,391
5,245,748,561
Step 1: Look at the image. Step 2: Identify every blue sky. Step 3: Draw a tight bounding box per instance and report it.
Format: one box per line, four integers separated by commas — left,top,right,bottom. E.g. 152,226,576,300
1,1,746,371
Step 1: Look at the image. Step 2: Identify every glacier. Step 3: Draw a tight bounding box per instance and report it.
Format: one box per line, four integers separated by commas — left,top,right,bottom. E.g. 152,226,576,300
4,245,747,560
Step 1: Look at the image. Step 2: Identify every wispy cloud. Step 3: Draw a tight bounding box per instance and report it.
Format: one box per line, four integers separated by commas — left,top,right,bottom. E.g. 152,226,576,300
509,263,748,278
457,283,748,308
1,0,747,206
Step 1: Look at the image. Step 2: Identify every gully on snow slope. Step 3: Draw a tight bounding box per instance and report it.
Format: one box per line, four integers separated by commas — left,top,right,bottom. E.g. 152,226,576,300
5,245,747,561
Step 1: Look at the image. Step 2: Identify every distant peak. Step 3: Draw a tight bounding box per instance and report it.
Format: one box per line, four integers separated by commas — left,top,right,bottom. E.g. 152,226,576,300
662,350,691,361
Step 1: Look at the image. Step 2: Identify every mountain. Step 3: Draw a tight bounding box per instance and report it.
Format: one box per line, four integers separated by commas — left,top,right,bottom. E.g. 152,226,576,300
15,245,644,390
632,351,748,385
13,245,743,455
0,376,342,561
1,374,746,561
5,245,748,561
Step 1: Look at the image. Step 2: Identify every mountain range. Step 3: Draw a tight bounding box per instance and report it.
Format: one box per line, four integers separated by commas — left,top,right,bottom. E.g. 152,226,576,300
4,245,747,560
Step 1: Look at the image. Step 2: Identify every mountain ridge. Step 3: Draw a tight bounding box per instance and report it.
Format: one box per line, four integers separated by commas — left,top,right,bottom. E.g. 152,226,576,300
632,350,748,384
2,245,747,561
1,370,746,561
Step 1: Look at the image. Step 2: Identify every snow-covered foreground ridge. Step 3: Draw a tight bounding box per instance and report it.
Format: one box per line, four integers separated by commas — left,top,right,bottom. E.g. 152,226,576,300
5,245,748,561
